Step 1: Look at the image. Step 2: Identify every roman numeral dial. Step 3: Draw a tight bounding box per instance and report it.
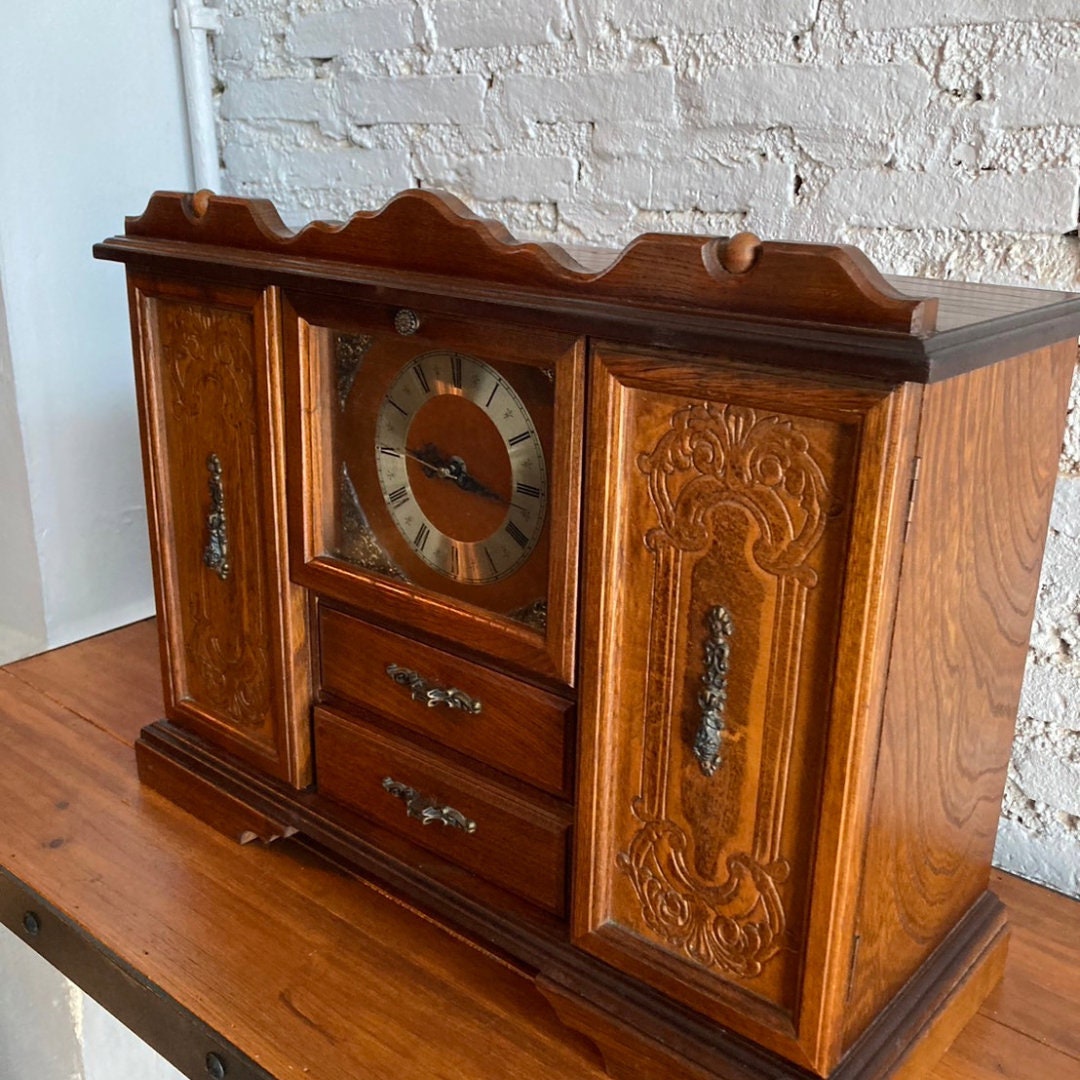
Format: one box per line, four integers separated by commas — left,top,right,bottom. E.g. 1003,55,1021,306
374,350,548,584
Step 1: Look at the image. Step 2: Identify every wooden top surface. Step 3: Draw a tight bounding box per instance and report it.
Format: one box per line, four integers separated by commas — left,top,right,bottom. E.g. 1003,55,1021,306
93,190,1080,385
1,622,1078,1079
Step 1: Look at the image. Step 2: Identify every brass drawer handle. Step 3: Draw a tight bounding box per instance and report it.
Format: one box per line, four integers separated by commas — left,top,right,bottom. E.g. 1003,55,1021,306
202,453,230,581
382,777,477,834
385,664,482,714
693,605,734,777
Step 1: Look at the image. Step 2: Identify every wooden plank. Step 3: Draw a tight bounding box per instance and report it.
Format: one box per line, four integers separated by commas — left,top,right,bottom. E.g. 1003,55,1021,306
4,619,162,746
2,627,1079,1078
983,870,1080,1065
929,1014,1080,1079
0,665,606,1080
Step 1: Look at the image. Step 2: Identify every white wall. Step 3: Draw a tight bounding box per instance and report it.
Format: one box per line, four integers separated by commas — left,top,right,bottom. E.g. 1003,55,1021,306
208,0,1080,896
0,1,192,659
0,3,192,1078
0,275,46,661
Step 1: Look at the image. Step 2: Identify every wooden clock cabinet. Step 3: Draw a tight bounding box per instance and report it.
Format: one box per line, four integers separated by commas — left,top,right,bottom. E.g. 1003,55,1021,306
96,189,1080,1079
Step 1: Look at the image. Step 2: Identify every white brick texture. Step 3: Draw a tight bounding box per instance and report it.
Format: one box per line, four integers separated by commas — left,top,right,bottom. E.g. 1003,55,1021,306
218,16,264,68
339,74,486,125
593,159,793,214
846,0,1080,29
503,69,676,123
221,79,327,122
464,154,577,201
290,8,415,58
994,59,1080,127
589,0,817,34
823,168,1079,232
212,0,1080,898
432,0,566,49
703,64,933,132
224,143,412,191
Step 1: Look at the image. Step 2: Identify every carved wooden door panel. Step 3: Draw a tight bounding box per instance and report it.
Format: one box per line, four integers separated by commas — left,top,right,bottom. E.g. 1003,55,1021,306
574,345,912,1068
131,277,310,786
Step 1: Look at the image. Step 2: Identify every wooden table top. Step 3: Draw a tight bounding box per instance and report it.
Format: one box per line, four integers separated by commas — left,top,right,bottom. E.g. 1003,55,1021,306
0,621,1077,1080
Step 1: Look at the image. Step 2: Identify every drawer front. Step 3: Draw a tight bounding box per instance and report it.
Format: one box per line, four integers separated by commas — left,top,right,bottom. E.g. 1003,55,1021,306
319,606,573,797
315,707,571,915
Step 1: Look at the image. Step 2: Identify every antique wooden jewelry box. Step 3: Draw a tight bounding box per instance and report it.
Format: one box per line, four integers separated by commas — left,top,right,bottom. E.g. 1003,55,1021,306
95,189,1080,1079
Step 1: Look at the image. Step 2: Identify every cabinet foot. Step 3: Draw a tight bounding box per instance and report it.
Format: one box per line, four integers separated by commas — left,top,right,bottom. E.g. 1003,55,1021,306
537,976,742,1080
136,721,296,845
536,892,1009,1080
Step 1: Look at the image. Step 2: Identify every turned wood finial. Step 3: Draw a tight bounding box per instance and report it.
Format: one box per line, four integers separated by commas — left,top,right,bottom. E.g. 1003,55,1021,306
191,189,214,218
719,232,762,275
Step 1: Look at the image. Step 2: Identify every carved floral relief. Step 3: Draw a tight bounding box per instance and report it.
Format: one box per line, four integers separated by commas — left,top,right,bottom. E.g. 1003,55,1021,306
156,300,273,735
617,402,831,980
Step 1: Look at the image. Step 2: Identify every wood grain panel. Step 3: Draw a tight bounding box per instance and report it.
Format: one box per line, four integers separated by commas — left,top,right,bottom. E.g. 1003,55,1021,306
130,277,310,785
844,341,1077,1046
574,345,907,1068
117,189,936,332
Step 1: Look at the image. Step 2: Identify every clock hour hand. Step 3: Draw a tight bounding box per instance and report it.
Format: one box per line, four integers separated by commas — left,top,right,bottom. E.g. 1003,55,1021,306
401,444,454,480
401,445,508,505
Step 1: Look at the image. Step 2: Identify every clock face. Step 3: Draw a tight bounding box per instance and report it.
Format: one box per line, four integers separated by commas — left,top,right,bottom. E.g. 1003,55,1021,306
373,351,548,584
323,326,559,628
290,303,582,680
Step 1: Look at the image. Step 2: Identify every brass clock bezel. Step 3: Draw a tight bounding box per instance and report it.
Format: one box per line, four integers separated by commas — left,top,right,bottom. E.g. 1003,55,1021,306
339,344,555,613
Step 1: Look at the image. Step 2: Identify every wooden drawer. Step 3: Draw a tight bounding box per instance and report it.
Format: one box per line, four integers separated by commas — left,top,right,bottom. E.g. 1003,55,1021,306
318,606,573,797
315,707,571,916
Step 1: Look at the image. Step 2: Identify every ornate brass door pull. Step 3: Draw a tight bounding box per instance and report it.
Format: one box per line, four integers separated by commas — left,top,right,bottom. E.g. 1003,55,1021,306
203,453,230,580
693,605,734,776
385,665,482,714
381,777,477,834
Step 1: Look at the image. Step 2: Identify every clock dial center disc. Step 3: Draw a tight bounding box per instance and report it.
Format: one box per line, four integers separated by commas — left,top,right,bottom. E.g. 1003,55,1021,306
405,395,512,543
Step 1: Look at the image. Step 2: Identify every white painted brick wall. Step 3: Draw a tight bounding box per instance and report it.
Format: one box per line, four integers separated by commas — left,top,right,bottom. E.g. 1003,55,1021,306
701,64,933,130
431,0,567,49
594,0,819,34
994,58,1080,127
820,168,1079,232
221,78,328,122
847,0,1080,31
503,70,677,124
290,7,416,58
209,0,1080,898
340,73,487,124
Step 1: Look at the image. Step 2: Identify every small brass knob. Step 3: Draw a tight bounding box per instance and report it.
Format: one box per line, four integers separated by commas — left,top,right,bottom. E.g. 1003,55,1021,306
394,308,421,336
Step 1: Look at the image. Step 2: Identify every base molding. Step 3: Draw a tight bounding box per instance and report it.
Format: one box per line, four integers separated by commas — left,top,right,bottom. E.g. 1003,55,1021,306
137,718,1009,1080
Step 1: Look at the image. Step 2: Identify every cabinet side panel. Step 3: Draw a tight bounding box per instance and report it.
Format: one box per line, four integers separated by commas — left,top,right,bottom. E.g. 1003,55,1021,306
844,341,1075,1045
133,279,310,785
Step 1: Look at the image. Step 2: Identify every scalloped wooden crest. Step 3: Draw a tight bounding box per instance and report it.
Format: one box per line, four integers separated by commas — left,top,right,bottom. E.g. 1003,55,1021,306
124,188,937,334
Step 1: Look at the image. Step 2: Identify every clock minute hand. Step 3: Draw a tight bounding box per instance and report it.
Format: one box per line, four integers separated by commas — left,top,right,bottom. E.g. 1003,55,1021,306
399,445,454,479
399,445,507,505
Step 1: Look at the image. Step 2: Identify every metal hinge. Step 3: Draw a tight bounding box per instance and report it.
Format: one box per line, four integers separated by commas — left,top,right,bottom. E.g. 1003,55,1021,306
903,456,921,543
